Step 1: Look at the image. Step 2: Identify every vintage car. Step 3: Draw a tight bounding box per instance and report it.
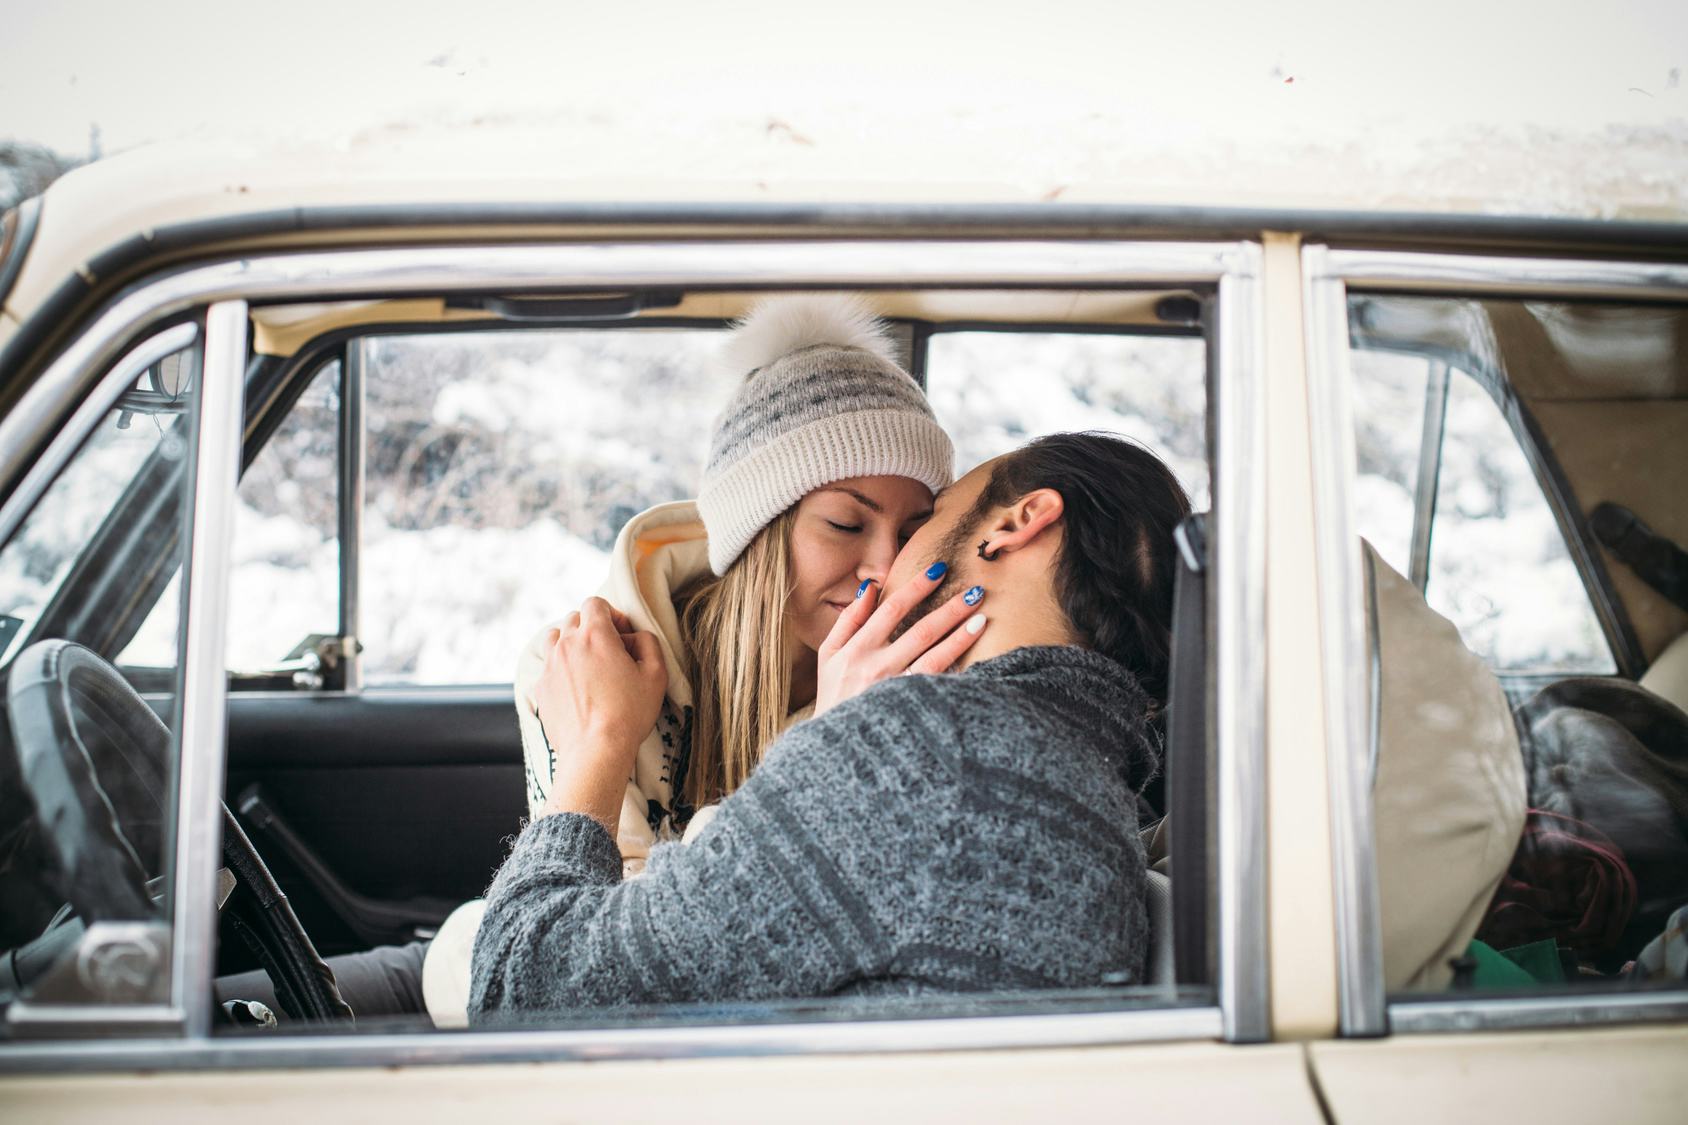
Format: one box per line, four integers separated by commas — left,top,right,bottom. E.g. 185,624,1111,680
0,142,1684,1121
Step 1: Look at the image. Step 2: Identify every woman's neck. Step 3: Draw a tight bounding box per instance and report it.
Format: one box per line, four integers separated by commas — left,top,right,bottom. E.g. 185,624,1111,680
788,646,818,712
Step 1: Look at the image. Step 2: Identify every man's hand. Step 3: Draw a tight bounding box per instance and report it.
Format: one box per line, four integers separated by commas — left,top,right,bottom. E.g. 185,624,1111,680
813,563,987,716
535,597,667,830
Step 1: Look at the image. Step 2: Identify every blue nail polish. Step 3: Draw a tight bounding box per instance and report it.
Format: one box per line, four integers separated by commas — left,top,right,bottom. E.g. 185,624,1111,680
925,561,948,581
856,578,874,598
964,585,985,606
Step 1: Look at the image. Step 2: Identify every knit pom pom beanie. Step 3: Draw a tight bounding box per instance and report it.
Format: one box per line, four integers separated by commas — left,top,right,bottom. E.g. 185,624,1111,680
698,295,955,575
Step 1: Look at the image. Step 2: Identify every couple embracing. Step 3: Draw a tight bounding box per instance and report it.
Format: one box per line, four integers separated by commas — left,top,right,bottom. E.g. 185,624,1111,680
471,295,1191,1019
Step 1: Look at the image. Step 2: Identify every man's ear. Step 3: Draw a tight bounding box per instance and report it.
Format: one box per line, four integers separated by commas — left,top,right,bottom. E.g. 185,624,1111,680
980,488,1064,557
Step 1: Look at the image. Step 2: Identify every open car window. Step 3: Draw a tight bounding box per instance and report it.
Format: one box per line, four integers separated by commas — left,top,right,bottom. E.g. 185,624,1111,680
202,292,1225,1036
925,329,1209,507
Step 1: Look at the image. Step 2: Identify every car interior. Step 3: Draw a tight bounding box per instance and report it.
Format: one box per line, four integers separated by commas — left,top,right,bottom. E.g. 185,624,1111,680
1,277,1684,1035
1350,295,1688,994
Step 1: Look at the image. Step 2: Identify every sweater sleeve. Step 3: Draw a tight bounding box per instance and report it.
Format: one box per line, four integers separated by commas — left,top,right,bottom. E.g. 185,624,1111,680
468,679,958,1020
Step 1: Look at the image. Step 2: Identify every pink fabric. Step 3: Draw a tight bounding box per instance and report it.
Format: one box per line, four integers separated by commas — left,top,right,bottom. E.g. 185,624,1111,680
1477,809,1638,955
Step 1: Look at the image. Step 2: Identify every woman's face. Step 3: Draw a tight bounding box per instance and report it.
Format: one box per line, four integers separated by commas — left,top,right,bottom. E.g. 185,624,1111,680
786,475,935,655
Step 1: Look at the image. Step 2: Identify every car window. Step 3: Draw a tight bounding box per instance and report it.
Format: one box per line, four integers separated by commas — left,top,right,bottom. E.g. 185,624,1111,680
199,298,1223,1038
358,328,731,685
925,330,1209,509
0,327,203,1021
1349,346,1612,675
1344,292,1688,1006
226,358,342,677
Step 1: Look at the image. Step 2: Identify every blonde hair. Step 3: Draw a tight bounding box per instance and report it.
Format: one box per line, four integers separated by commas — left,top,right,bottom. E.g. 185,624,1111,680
676,507,798,811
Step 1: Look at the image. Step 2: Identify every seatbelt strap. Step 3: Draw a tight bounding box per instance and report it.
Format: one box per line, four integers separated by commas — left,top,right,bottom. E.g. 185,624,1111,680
1167,513,1211,987
1590,502,1688,613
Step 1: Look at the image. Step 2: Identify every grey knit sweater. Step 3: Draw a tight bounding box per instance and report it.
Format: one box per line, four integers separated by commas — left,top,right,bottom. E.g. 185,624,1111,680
469,644,1157,1020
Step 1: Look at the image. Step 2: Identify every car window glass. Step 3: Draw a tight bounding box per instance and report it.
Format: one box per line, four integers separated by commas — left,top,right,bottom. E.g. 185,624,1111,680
1346,293,1688,1005
0,330,202,1022
1349,346,1612,675
925,330,1209,508
1426,371,1609,673
227,359,341,674
360,329,729,685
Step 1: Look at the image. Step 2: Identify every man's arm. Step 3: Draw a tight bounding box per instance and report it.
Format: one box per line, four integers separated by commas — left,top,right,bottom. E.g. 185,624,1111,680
468,679,957,1019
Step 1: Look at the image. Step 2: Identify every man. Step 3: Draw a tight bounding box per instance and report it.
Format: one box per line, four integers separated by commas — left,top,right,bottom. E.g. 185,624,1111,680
469,432,1192,1018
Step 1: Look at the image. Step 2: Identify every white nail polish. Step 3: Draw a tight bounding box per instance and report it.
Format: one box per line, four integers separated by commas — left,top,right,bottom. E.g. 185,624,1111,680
965,613,986,635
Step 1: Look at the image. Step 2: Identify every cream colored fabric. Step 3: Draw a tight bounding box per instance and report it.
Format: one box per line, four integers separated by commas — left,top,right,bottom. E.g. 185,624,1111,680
421,898,485,1029
514,500,712,875
1641,631,1688,716
1367,543,1528,992
1528,401,1688,662
427,499,810,1027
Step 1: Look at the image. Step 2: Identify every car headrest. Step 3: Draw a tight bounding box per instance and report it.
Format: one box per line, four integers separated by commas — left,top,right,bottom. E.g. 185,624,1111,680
1366,543,1528,991
1640,631,1688,718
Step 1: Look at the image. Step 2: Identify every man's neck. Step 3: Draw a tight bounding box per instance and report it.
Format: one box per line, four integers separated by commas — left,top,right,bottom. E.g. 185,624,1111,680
953,584,1074,671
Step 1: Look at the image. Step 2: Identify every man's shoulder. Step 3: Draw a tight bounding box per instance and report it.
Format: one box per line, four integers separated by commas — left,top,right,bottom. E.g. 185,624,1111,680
756,675,966,794
807,672,972,744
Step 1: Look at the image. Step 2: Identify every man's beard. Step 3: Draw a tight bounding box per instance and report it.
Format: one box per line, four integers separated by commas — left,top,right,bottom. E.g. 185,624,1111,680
890,516,980,642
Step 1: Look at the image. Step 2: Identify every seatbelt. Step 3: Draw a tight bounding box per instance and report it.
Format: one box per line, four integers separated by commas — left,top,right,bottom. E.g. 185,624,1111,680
1590,503,1688,614
1166,513,1212,987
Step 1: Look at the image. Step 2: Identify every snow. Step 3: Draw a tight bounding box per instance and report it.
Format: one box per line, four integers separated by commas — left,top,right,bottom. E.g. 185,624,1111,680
0,312,1625,686
1348,336,1613,674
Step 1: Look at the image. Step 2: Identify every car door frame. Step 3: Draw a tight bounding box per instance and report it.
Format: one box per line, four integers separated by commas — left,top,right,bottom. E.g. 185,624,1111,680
1301,244,1688,1045
0,233,1270,1071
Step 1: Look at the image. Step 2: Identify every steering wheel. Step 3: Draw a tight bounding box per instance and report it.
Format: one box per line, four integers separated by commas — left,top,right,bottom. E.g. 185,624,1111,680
3,640,351,1022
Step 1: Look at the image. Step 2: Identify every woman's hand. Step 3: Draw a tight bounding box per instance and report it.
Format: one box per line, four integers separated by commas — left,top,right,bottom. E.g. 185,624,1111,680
813,562,987,716
535,597,667,830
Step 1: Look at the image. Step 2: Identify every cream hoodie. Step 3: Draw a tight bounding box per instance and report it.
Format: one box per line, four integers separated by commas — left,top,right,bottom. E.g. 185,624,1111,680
515,500,713,876
513,498,813,874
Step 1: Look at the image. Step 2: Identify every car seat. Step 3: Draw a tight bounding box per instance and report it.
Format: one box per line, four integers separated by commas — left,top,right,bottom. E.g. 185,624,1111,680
1365,544,1529,991
1640,631,1688,717
1147,530,1528,993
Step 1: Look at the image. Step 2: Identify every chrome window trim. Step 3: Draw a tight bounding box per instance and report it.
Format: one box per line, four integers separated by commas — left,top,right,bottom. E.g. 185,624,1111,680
1406,361,1449,590
0,321,199,562
1389,992,1688,1035
1307,245,1688,1038
0,237,1245,541
1213,250,1270,1043
169,300,248,1037
337,338,366,691
1302,245,1387,1038
1324,251,1688,299
0,1003,1222,1075
0,238,1264,1067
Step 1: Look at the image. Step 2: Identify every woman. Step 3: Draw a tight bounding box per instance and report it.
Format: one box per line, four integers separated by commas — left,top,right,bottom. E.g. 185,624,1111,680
512,293,978,875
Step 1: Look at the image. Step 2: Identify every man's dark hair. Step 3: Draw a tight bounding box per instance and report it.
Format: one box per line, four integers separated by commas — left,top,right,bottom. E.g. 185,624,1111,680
967,431,1192,704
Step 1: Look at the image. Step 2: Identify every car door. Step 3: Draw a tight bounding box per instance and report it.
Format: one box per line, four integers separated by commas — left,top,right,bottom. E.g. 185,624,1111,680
1,217,1324,1120
1300,243,1688,1121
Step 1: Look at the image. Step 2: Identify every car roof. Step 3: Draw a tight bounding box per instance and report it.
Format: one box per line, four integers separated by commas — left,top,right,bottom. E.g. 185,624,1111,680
5,134,1688,379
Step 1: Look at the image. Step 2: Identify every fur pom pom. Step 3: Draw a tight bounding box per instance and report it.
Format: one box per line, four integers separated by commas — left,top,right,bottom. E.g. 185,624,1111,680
719,294,897,377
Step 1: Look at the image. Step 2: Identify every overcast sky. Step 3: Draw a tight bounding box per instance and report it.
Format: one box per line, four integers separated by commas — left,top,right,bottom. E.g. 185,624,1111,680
5,0,1682,151
2,0,1684,213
